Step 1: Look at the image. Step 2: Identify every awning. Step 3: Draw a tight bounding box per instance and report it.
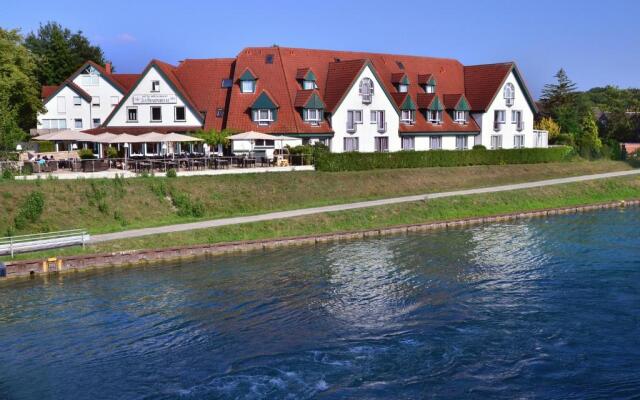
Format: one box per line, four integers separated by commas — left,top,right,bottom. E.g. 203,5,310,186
228,131,297,141
33,130,97,142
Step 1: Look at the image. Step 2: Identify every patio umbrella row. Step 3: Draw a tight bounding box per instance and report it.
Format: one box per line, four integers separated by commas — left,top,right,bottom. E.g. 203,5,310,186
33,131,203,143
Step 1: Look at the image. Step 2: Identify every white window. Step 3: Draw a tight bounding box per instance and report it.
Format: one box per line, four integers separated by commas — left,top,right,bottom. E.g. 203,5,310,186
92,118,101,128
127,107,138,122
428,110,442,124
373,110,386,132
175,106,186,121
454,110,467,123
252,109,273,125
398,84,408,93
57,96,66,113
430,136,442,150
514,135,525,148
151,80,160,92
110,96,119,107
304,108,322,125
302,80,317,90
81,74,99,86
494,110,506,130
491,135,503,149
401,136,415,150
455,135,468,150
347,110,362,132
74,118,83,129
359,78,374,104
504,83,515,106
73,96,81,106
42,119,66,129
401,110,415,124
375,137,389,152
343,137,359,152
241,80,255,93
425,84,435,93
151,106,162,122
512,110,524,131
92,96,100,108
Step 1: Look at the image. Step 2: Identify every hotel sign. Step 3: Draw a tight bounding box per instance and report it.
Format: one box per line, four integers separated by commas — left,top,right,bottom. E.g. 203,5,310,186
132,94,177,104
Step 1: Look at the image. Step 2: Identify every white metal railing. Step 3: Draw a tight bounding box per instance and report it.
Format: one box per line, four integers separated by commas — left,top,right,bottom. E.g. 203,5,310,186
533,129,549,148
0,229,89,257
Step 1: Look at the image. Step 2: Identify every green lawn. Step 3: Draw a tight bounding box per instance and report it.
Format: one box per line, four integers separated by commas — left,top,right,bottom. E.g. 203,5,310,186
0,160,632,237
4,174,640,262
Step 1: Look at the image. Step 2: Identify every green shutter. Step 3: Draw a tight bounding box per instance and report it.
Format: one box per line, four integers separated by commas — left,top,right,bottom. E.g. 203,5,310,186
400,95,416,110
304,93,326,109
251,92,278,109
239,69,257,81
428,96,443,111
400,75,410,85
456,96,471,111
305,70,317,82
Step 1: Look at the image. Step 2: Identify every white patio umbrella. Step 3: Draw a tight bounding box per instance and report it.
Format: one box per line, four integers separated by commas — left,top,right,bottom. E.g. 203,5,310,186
33,130,97,142
228,131,297,156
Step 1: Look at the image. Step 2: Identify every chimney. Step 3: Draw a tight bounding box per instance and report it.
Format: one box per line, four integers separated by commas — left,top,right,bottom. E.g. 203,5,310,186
105,62,112,74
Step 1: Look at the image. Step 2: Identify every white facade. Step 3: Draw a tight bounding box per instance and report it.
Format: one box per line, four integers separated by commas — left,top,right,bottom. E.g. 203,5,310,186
331,66,401,153
106,66,201,127
473,71,540,149
37,66,123,131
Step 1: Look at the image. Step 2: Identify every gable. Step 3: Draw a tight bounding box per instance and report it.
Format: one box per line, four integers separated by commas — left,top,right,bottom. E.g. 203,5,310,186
327,62,399,114
251,91,278,109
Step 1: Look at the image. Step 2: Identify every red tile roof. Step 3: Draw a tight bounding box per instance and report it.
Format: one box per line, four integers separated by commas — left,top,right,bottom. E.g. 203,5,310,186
41,80,92,104
416,93,437,109
41,85,59,99
293,89,317,107
390,72,407,84
463,63,513,112
442,93,471,110
111,74,140,91
417,73,434,85
390,92,409,108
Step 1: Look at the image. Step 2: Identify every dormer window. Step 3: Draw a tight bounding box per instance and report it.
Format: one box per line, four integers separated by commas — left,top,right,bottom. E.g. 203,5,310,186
425,83,436,93
241,80,256,93
303,109,322,125
239,68,258,93
504,83,515,106
151,80,160,92
398,83,408,93
253,109,274,125
454,110,468,123
80,65,99,86
401,110,415,124
428,110,442,124
359,78,374,104
302,80,317,90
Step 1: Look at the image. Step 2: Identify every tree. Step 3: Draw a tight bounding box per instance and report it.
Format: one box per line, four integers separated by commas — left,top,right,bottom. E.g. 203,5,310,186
194,128,235,154
0,28,42,146
25,22,106,86
534,117,561,142
540,68,578,113
576,113,603,158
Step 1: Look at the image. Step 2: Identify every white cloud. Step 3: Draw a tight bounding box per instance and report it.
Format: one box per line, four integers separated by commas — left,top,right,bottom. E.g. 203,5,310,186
116,33,136,43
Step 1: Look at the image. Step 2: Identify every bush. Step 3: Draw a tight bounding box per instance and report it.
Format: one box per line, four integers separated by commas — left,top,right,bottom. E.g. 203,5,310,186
37,141,55,153
14,191,45,229
105,146,118,158
78,148,95,159
166,168,177,178
315,147,574,172
1,168,14,180
472,145,486,150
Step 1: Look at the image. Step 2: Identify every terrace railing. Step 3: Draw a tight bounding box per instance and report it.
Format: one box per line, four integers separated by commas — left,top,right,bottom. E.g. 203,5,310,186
0,229,89,258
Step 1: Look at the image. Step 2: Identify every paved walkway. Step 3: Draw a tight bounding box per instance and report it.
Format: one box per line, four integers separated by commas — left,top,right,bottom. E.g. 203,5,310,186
90,169,640,244
15,165,314,180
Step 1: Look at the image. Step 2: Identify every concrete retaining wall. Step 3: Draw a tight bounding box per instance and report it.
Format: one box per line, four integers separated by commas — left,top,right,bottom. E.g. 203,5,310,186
2,199,639,280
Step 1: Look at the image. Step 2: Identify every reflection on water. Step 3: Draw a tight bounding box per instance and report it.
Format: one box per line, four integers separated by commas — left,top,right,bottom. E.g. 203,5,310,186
1,209,640,399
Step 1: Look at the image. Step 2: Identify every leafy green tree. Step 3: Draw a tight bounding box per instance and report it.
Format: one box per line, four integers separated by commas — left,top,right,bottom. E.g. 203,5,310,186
534,117,561,142
0,28,42,148
540,68,578,113
25,22,106,85
576,113,603,158
194,128,236,153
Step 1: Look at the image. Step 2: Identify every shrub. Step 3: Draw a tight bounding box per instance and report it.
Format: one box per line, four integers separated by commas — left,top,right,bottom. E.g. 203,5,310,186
105,146,118,158
1,168,14,180
21,162,33,175
14,191,45,229
315,147,574,172
37,141,55,153
78,148,95,159
166,168,177,178
472,145,486,150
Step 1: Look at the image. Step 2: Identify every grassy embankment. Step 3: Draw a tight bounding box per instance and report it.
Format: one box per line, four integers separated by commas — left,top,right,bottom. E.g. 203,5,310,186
1,161,639,261
0,160,631,236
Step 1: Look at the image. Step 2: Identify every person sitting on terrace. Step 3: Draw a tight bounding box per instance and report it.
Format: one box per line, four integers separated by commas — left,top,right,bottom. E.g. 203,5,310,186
37,157,46,166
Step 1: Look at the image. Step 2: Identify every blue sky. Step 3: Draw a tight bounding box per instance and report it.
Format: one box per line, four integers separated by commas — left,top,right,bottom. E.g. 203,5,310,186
2,0,638,98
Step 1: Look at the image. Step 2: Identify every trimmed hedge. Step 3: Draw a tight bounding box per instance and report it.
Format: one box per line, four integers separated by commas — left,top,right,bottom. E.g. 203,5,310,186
315,146,574,172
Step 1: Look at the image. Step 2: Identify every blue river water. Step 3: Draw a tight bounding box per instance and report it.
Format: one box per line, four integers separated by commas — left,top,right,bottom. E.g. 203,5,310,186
1,208,640,399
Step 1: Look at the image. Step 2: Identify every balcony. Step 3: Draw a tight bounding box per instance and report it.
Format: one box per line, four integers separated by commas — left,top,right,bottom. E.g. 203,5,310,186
533,130,549,148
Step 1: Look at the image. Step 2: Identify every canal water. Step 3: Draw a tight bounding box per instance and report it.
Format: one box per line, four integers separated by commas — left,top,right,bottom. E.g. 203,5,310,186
1,208,640,399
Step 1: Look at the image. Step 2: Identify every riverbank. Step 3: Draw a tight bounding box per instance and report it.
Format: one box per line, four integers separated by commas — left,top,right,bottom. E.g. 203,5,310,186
0,160,630,236
3,175,640,279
